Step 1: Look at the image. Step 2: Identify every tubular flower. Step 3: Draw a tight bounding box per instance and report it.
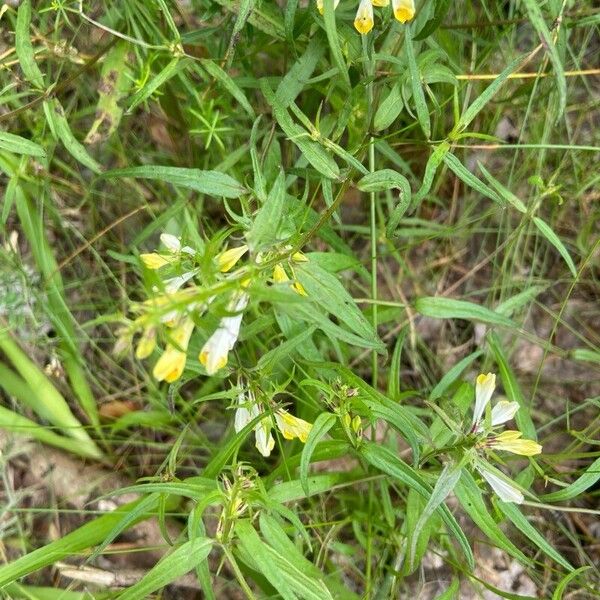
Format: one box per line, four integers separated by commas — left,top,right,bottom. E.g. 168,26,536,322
392,0,415,23
471,372,496,431
273,263,307,296
135,326,157,359
234,389,275,457
317,0,340,14
354,0,374,34
199,293,248,375
140,253,176,270
217,245,248,273
152,317,195,382
476,463,524,504
274,410,313,442
487,430,542,456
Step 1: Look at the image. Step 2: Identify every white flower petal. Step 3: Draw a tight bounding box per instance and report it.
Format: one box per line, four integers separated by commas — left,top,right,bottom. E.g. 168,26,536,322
164,269,199,293
477,465,523,504
491,400,520,427
160,233,181,253
472,373,496,429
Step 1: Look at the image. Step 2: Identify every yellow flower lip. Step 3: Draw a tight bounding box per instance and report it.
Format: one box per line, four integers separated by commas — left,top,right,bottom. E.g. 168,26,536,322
140,253,175,270
217,245,248,273
354,0,374,34
489,430,543,456
392,0,415,23
274,410,313,443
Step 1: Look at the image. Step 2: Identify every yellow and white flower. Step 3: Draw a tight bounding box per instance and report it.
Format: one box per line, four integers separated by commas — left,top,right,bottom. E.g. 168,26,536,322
316,0,340,14
274,410,313,442
392,0,415,23
152,316,195,383
140,233,195,270
354,0,374,34
234,389,275,457
199,293,248,375
135,325,157,359
484,430,542,456
471,372,496,431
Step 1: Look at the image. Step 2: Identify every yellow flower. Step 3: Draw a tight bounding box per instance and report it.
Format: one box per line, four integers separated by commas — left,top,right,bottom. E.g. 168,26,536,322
489,430,542,456
153,317,195,382
316,0,340,15
140,253,175,270
135,326,156,359
392,0,415,23
471,372,496,431
372,0,389,5
275,410,313,442
292,251,309,263
217,245,248,273
354,0,374,34
273,263,289,284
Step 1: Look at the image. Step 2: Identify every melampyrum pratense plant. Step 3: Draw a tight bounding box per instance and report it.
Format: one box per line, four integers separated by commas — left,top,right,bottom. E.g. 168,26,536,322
1,0,599,598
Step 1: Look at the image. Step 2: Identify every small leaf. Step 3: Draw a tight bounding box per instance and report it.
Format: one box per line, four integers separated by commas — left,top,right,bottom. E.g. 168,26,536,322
0,132,46,158
200,58,254,117
127,58,185,112
15,0,44,88
541,457,600,502
374,85,404,132
322,0,350,89
429,349,483,401
405,26,431,139
443,153,504,206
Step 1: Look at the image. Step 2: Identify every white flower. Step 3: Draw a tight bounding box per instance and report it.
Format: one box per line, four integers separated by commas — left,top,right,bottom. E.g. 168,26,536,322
163,269,199,294
199,293,248,375
392,0,415,23
160,233,195,255
234,389,275,457
354,0,374,34
490,400,520,427
477,462,524,504
471,372,496,430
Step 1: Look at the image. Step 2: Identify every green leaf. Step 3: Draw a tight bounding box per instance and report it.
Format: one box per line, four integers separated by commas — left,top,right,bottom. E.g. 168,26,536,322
443,154,504,206
261,81,340,179
361,443,474,569
541,457,600,502
256,326,317,372
533,216,577,278
44,99,102,173
296,262,384,352
322,0,350,89
571,348,600,364
522,0,566,119
408,462,462,570
552,567,592,600
477,162,528,213
276,36,325,108
248,170,285,249
0,132,46,158
300,412,337,495
456,53,528,133
405,26,431,139
200,58,254,117
413,141,449,204
15,0,44,88
497,501,573,571
100,166,246,198
414,0,451,41
429,349,483,401
454,471,530,565
116,537,212,600
415,297,516,328
374,85,404,132
126,58,186,112
387,327,408,400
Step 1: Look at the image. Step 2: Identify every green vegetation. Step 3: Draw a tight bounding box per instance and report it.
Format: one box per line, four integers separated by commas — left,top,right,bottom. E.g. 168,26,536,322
1,1,599,598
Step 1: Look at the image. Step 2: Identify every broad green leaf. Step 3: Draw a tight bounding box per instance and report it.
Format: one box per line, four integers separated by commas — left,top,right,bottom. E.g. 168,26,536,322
405,26,431,139
454,471,530,565
498,501,573,571
415,297,516,328
429,350,483,401
0,132,45,158
44,99,102,173
248,170,285,249
541,457,600,502
374,85,404,131
100,166,246,198
361,443,474,569
261,81,340,179
200,58,254,117
116,537,212,600
533,216,577,278
15,0,44,88
443,153,503,206
300,412,337,495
